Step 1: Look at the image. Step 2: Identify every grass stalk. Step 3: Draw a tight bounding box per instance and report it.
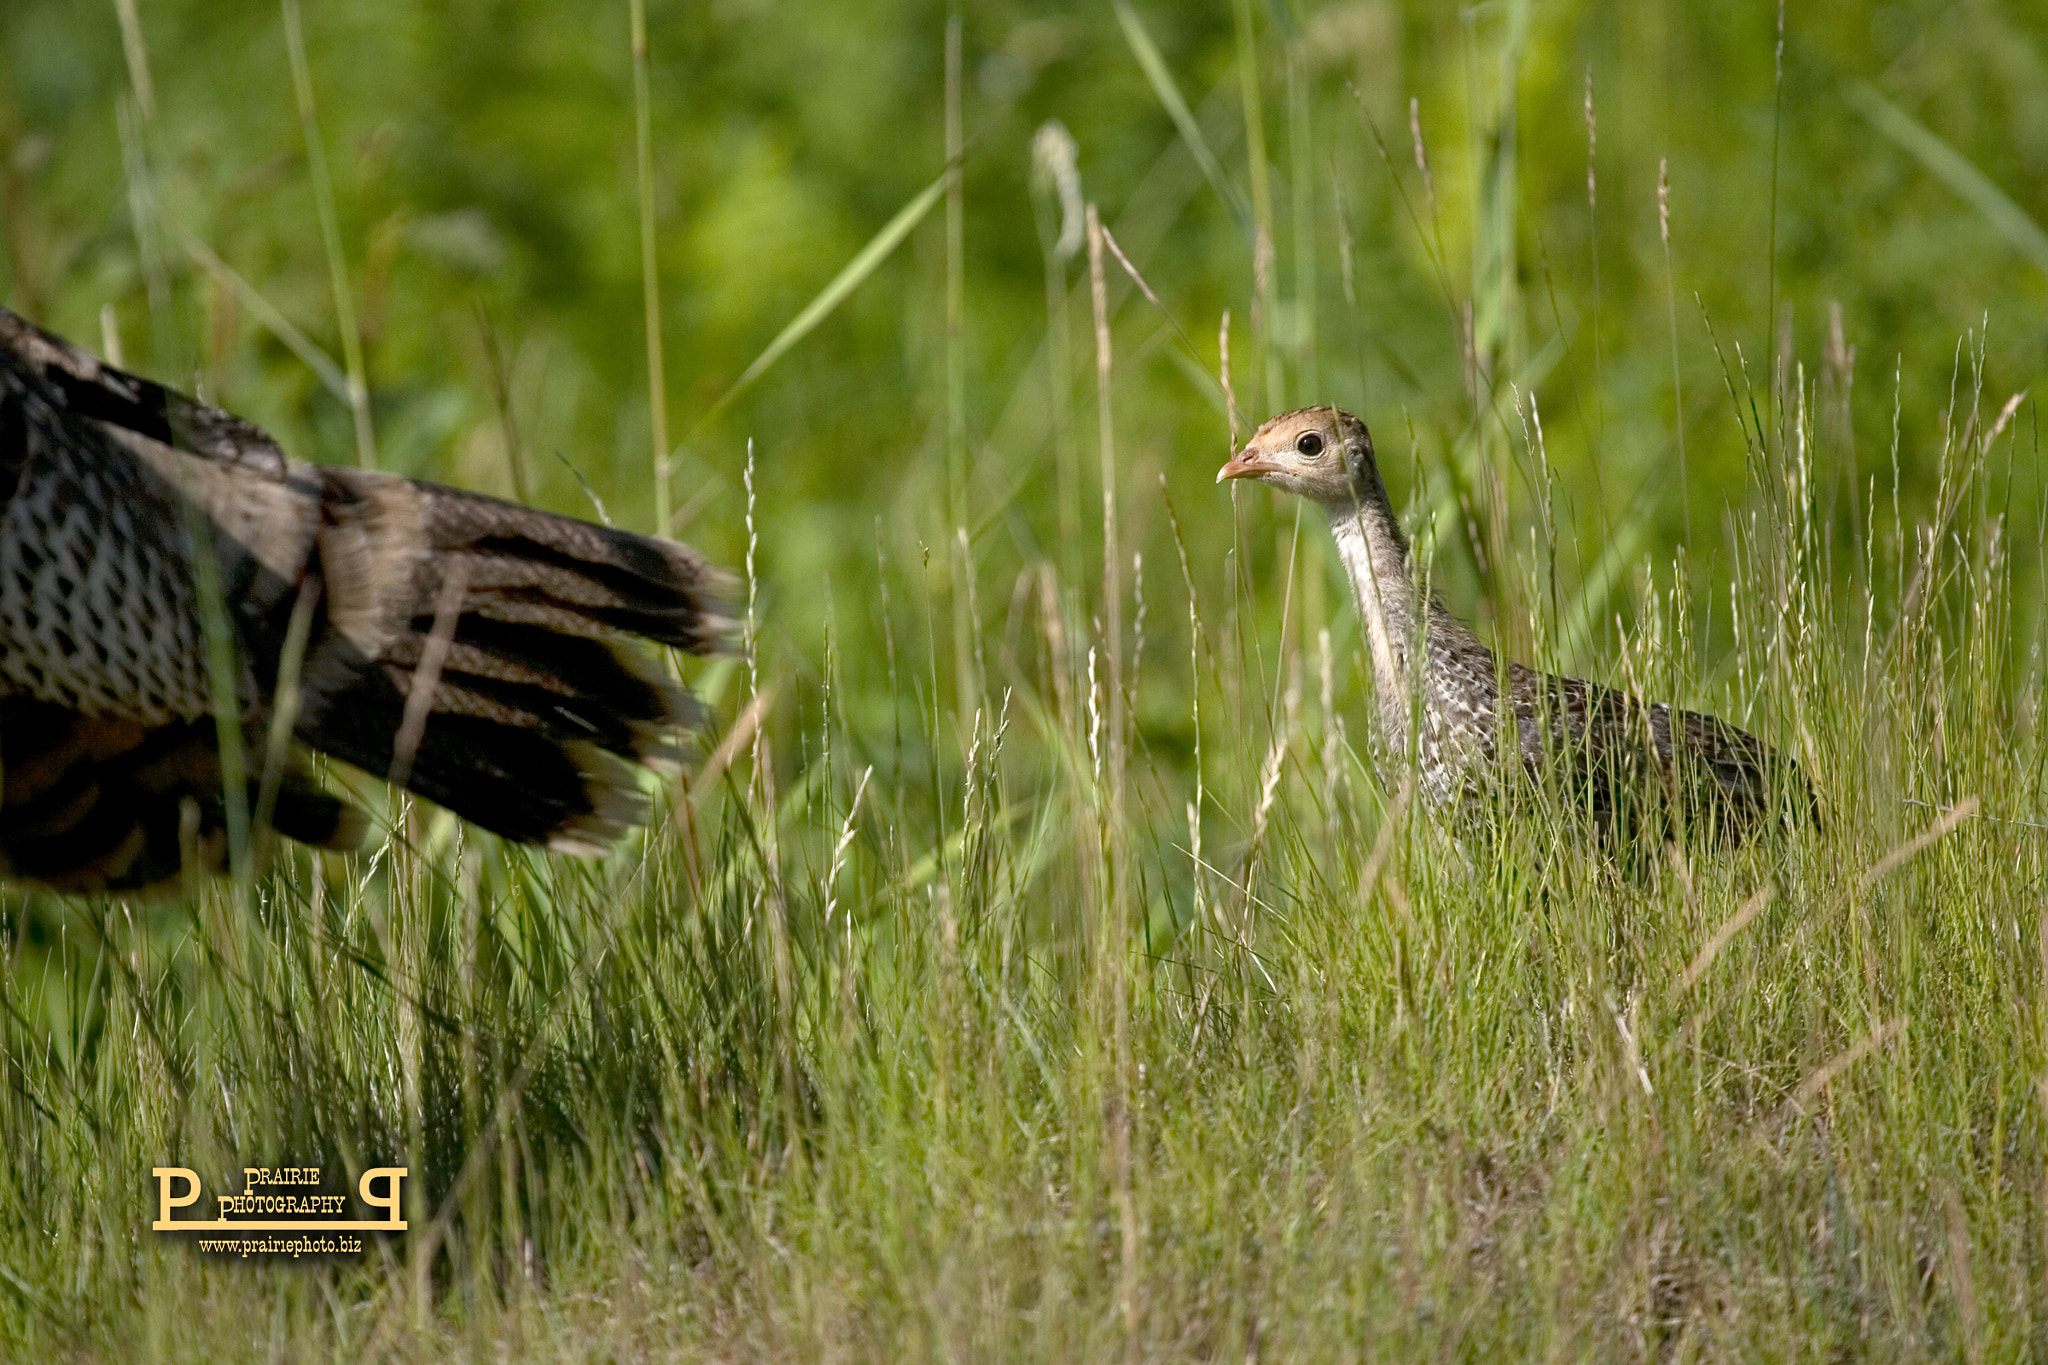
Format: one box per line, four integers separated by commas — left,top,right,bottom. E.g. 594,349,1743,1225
280,0,376,470
629,0,671,533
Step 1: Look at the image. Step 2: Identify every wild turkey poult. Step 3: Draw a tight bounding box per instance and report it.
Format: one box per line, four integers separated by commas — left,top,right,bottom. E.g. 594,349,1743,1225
0,306,728,895
1219,406,1814,850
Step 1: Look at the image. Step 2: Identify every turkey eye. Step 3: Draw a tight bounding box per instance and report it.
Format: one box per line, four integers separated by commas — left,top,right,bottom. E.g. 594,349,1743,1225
1295,432,1324,457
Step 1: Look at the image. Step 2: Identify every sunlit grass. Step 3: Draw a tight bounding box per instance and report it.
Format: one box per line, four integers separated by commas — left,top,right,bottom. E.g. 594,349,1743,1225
2,321,2039,1358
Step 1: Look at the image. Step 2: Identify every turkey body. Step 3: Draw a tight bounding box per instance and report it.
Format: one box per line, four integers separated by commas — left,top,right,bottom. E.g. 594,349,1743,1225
1343,573,1800,847
1221,406,1816,851
0,306,727,894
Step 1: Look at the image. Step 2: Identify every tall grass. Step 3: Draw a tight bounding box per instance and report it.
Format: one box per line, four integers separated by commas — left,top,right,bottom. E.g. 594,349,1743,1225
1,3,2045,1361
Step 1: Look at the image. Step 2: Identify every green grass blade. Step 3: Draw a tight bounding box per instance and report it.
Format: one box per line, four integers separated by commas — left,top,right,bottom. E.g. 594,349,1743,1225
1849,82,2048,279
630,0,672,535
281,0,377,469
696,164,952,431
166,220,351,402
1112,0,1251,235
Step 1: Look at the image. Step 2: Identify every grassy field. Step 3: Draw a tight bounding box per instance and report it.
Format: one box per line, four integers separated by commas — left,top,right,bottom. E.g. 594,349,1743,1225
3,1,2047,1359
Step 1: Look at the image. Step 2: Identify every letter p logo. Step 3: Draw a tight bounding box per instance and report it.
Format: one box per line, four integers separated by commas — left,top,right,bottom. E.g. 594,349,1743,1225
359,1167,408,1229
152,1168,201,1229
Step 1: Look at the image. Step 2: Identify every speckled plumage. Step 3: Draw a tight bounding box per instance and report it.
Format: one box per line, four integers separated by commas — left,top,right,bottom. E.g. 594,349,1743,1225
0,306,729,895
1221,406,1812,846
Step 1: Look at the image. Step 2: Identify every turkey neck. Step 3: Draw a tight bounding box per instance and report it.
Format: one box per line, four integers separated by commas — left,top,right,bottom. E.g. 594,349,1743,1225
1325,490,1486,748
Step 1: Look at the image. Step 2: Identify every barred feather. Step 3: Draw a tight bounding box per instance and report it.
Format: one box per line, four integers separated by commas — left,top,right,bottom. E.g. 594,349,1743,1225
0,306,729,895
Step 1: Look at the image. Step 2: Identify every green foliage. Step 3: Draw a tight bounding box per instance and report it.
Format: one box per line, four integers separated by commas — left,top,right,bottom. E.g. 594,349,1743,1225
1,0,2046,1358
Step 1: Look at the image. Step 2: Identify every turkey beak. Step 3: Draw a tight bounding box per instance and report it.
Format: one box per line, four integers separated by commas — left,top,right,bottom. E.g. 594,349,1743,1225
1216,447,1279,483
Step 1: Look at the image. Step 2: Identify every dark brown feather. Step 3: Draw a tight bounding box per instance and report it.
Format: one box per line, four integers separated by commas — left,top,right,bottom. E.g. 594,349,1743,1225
0,305,729,895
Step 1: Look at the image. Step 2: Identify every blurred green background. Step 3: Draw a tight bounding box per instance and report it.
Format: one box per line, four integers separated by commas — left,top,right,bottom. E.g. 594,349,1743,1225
8,0,2039,593
3,0,2044,711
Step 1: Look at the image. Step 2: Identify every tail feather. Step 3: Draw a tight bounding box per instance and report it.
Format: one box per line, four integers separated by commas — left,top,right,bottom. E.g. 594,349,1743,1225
376,650,688,768
431,509,731,654
284,473,727,852
426,617,689,724
301,681,652,848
